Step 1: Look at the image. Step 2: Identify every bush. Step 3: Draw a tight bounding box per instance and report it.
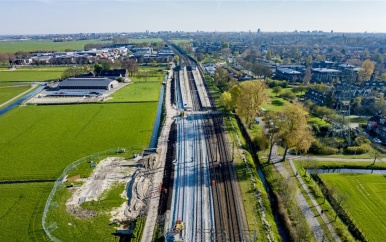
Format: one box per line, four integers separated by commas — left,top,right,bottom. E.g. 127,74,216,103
309,140,339,155
345,144,371,154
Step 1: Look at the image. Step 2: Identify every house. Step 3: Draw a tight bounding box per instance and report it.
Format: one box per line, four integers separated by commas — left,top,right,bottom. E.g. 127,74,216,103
58,78,118,90
304,89,326,105
74,69,127,81
99,69,127,80
311,68,341,83
204,63,216,76
158,47,174,57
367,115,386,138
275,67,303,83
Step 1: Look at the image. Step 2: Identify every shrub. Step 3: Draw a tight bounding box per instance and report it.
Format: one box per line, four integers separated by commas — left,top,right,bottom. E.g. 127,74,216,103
345,144,371,154
309,140,339,155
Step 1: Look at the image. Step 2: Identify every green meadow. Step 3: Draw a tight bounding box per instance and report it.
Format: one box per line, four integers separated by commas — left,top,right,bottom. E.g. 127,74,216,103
0,182,53,242
0,103,157,181
0,67,66,82
108,82,163,103
0,39,108,53
0,84,31,105
320,173,386,241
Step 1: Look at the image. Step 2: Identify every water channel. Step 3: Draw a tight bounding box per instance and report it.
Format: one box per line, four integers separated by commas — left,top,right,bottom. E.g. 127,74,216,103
0,85,45,117
148,74,167,148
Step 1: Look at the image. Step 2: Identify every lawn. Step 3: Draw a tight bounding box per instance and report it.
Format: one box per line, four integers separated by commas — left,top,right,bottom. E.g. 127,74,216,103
107,82,163,103
308,116,329,126
0,84,31,105
0,182,53,242
0,39,108,53
262,88,290,112
0,103,157,181
320,173,386,241
0,67,66,82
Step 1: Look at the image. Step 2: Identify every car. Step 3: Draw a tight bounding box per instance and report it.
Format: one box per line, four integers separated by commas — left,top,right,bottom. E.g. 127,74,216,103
373,138,382,143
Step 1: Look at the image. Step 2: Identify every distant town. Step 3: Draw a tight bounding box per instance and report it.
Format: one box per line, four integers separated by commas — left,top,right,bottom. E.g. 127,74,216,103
1,30,386,242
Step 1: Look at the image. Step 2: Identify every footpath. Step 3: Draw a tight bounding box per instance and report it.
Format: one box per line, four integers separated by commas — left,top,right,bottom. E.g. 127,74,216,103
141,69,177,242
271,145,341,242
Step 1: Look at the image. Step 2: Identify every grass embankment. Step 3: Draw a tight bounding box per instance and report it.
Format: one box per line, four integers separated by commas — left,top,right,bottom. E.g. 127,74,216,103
0,182,53,242
0,66,66,82
0,39,108,53
224,114,280,241
320,173,386,241
0,84,31,105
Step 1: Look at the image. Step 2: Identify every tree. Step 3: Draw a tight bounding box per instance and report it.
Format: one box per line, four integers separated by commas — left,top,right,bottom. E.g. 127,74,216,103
219,91,233,112
292,86,307,95
381,73,386,82
358,59,375,81
281,90,296,101
94,63,103,76
228,84,241,111
126,59,138,77
371,148,381,165
280,103,314,161
266,111,287,162
303,67,312,85
251,63,272,79
272,86,282,97
324,90,335,108
61,66,91,79
214,67,229,91
236,81,268,128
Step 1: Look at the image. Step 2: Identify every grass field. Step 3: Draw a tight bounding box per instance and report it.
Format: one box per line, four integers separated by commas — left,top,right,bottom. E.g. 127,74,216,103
108,82,163,103
0,84,31,105
262,88,290,112
0,39,108,53
0,67,66,82
320,173,386,241
0,103,157,181
0,182,52,242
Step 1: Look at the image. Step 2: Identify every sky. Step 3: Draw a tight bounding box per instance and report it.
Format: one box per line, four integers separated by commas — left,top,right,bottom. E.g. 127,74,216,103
1,0,386,35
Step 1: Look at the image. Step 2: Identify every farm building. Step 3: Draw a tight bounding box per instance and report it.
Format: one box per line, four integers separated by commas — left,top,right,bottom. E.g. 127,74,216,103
58,78,118,90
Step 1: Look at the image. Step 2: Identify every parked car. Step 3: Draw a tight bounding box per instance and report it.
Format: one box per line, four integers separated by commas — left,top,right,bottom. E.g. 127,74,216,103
373,138,382,144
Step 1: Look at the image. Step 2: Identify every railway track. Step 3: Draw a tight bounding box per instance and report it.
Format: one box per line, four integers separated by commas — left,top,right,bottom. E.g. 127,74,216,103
166,39,247,241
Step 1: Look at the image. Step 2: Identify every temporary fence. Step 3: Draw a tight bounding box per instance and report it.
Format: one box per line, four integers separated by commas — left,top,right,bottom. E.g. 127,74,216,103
42,146,141,241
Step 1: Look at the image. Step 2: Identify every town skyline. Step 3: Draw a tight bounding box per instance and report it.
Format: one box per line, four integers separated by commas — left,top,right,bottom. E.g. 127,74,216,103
1,0,386,35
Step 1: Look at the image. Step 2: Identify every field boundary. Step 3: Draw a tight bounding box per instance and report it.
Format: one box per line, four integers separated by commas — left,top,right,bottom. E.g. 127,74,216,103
42,146,138,242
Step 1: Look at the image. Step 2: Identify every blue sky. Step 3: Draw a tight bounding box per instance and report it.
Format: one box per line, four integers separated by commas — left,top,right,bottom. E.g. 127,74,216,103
1,0,386,35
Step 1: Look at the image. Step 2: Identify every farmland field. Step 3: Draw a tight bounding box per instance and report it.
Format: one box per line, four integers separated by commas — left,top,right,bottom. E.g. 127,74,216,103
0,103,157,181
0,39,108,53
0,84,31,105
320,173,386,241
0,67,66,82
0,182,52,242
108,82,163,103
